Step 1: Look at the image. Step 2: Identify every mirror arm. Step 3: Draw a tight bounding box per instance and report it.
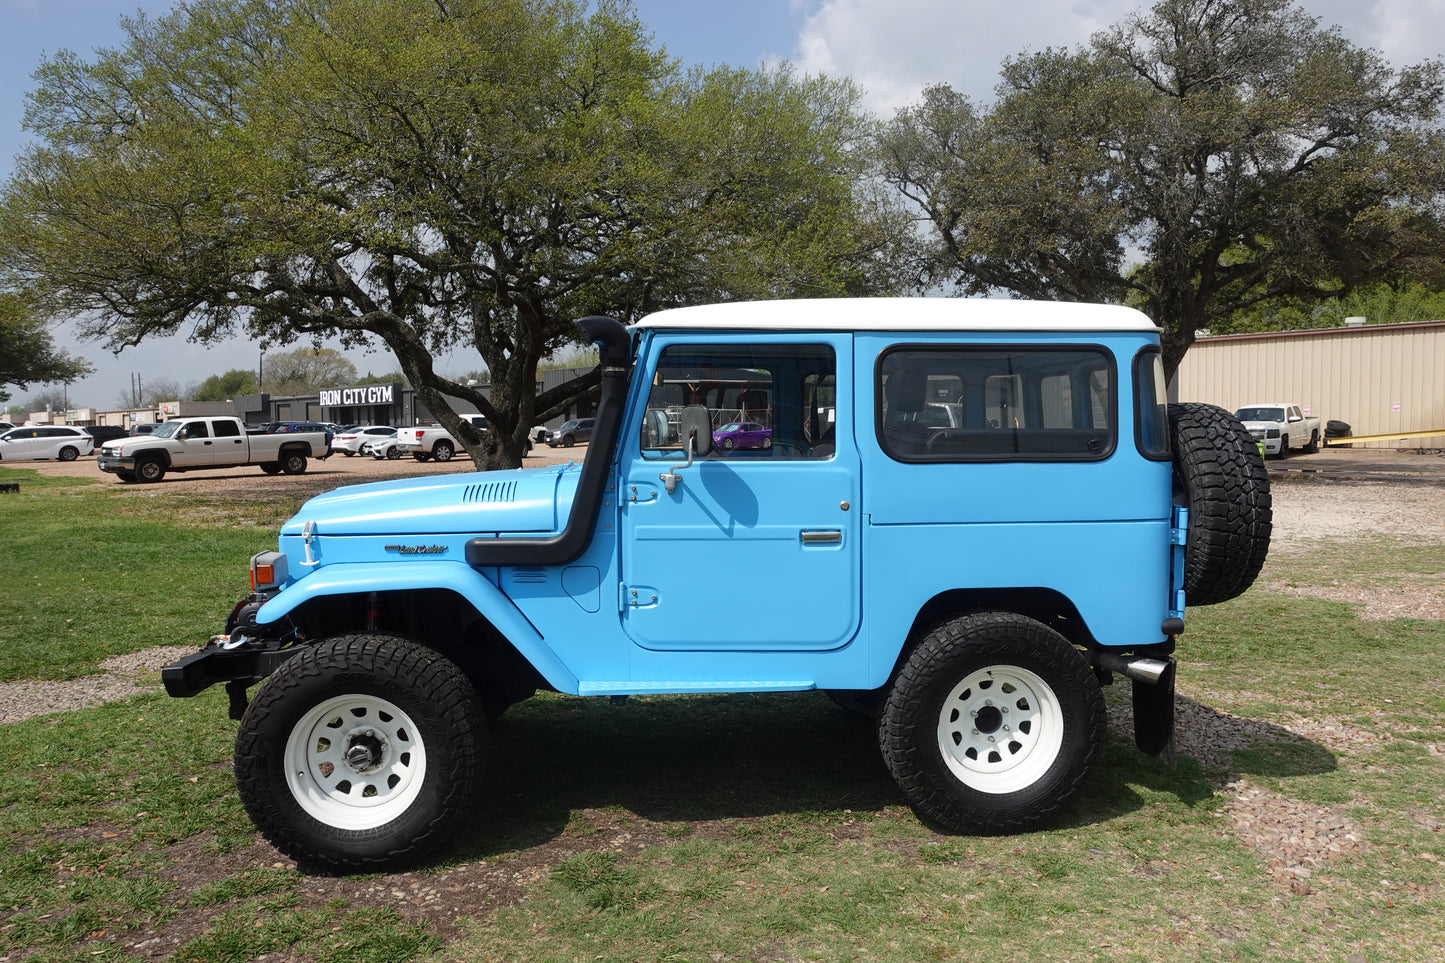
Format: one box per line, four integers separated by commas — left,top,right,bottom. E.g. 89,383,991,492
660,432,697,495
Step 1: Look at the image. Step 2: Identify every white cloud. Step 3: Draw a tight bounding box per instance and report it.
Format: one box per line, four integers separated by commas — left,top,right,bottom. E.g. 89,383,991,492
790,0,1444,115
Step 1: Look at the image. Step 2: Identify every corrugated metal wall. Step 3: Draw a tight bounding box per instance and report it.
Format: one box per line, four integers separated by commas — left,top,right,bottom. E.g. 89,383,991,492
1173,322,1445,448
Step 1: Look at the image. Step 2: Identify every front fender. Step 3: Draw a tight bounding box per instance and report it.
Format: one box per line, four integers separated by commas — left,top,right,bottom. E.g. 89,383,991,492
255,560,580,694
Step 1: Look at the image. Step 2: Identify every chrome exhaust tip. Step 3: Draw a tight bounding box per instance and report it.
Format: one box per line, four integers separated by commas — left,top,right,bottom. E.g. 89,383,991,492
1093,652,1175,686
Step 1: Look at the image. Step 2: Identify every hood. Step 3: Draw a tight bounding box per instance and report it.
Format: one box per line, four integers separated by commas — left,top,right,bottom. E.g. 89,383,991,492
279,463,583,537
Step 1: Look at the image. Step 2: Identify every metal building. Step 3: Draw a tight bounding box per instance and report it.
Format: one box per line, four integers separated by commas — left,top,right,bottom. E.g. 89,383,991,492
1172,320,1445,448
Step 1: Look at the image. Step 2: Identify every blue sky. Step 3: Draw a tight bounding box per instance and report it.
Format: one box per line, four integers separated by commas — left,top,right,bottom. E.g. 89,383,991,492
2,0,1441,409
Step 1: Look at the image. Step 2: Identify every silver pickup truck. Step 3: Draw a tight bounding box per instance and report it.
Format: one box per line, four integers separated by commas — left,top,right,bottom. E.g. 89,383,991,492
96,416,330,482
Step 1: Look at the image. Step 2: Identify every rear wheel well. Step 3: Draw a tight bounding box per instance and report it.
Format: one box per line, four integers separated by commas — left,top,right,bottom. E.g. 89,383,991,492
896,588,1095,674
283,588,549,718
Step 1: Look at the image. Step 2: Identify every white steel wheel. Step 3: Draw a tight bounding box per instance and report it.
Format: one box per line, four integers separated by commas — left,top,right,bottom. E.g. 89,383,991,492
235,634,487,872
284,692,428,830
879,611,1104,833
935,664,1064,795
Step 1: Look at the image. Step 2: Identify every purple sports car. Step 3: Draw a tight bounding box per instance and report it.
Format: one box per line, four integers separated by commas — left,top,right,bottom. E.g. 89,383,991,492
712,422,773,451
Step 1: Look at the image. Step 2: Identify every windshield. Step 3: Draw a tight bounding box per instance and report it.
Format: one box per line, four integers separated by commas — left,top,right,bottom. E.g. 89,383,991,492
1234,407,1284,422
150,422,182,438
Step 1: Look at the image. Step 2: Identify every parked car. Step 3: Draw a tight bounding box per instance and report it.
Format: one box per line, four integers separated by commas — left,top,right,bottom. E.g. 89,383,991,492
96,416,330,482
85,425,132,448
544,417,594,447
0,425,95,462
712,421,772,451
277,421,336,436
362,436,402,460
331,425,397,456
132,423,159,435
396,414,488,462
162,299,1274,872
1233,403,1320,457
0,422,14,432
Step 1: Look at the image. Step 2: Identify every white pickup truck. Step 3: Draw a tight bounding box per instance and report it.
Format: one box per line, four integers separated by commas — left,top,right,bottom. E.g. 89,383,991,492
395,414,489,462
96,416,331,482
1233,403,1321,457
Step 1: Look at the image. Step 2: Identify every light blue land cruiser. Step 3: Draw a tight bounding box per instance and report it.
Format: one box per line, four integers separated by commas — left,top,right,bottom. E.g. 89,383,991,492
163,298,1271,871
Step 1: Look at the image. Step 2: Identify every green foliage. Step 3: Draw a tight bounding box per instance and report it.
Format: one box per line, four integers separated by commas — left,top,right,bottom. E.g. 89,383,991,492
1214,280,1445,333
192,367,261,402
261,346,356,395
0,291,92,401
0,0,909,467
878,0,1445,376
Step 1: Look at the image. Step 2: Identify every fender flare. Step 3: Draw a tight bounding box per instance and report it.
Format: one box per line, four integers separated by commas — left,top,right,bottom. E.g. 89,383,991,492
255,560,580,694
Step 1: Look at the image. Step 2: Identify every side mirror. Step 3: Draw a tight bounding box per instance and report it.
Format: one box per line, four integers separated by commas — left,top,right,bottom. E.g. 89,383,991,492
660,405,713,494
678,405,712,457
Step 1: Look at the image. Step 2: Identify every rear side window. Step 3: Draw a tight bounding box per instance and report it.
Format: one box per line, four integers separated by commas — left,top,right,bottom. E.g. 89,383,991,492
214,420,241,438
876,346,1115,461
1134,348,1170,460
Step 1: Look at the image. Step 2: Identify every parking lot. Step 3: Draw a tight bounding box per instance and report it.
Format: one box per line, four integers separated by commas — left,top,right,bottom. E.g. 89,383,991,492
8,440,590,500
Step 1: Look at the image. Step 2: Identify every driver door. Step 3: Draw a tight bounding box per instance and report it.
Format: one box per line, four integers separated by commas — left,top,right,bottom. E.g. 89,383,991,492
619,336,860,652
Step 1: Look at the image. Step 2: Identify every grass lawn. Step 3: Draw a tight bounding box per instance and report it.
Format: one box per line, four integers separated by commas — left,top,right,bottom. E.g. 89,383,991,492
1,465,1442,962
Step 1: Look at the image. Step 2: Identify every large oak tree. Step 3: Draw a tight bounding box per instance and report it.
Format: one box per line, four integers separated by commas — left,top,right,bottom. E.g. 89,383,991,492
0,293,93,404
878,0,1445,376
1,0,910,466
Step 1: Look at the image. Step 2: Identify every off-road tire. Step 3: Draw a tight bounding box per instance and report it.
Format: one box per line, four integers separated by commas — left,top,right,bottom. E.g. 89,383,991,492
1167,402,1272,606
432,441,454,462
136,458,166,483
879,612,1105,833
234,634,487,873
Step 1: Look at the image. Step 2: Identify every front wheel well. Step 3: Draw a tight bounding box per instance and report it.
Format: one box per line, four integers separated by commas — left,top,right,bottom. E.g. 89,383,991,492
282,588,549,715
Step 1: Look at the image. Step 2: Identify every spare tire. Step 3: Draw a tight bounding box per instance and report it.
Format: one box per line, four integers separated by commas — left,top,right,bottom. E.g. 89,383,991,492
1168,402,1272,606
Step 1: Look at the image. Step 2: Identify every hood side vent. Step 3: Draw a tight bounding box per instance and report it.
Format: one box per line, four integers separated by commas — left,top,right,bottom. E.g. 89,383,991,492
511,567,547,584
462,481,519,504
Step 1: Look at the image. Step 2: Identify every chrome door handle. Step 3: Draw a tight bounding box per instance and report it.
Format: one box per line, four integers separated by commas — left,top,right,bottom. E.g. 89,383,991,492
801,530,842,545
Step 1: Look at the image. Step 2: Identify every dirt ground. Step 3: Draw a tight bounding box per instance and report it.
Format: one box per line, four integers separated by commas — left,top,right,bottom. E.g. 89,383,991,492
4,443,1445,958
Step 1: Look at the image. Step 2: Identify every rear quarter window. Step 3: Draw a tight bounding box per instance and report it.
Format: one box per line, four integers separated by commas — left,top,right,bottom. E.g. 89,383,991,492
876,345,1116,462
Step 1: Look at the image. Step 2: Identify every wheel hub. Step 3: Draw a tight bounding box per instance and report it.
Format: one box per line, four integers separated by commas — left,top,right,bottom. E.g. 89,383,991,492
343,730,387,773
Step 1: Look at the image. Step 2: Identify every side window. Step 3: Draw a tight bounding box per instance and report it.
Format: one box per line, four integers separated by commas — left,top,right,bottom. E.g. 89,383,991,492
1134,348,1170,460
181,421,210,439
214,420,241,438
877,346,1116,461
640,343,837,460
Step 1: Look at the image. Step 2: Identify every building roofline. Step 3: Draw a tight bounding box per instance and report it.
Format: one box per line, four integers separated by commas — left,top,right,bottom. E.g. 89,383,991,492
1194,319,1445,344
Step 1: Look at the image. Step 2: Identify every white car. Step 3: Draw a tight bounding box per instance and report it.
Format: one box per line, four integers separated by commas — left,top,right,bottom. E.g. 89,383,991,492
361,436,402,460
330,425,397,456
0,425,95,462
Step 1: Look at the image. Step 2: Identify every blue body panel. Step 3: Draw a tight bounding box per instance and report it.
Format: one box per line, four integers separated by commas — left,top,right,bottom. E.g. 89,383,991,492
254,326,1176,697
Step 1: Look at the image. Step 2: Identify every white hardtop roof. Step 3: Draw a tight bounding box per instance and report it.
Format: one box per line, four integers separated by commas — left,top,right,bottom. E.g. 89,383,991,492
633,298,1159,333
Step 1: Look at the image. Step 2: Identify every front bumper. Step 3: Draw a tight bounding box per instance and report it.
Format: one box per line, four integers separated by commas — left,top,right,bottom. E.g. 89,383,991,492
162,642,300,699
96,452,136,473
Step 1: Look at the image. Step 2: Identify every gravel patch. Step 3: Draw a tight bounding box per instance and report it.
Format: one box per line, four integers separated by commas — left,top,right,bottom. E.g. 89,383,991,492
0,646,196,725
